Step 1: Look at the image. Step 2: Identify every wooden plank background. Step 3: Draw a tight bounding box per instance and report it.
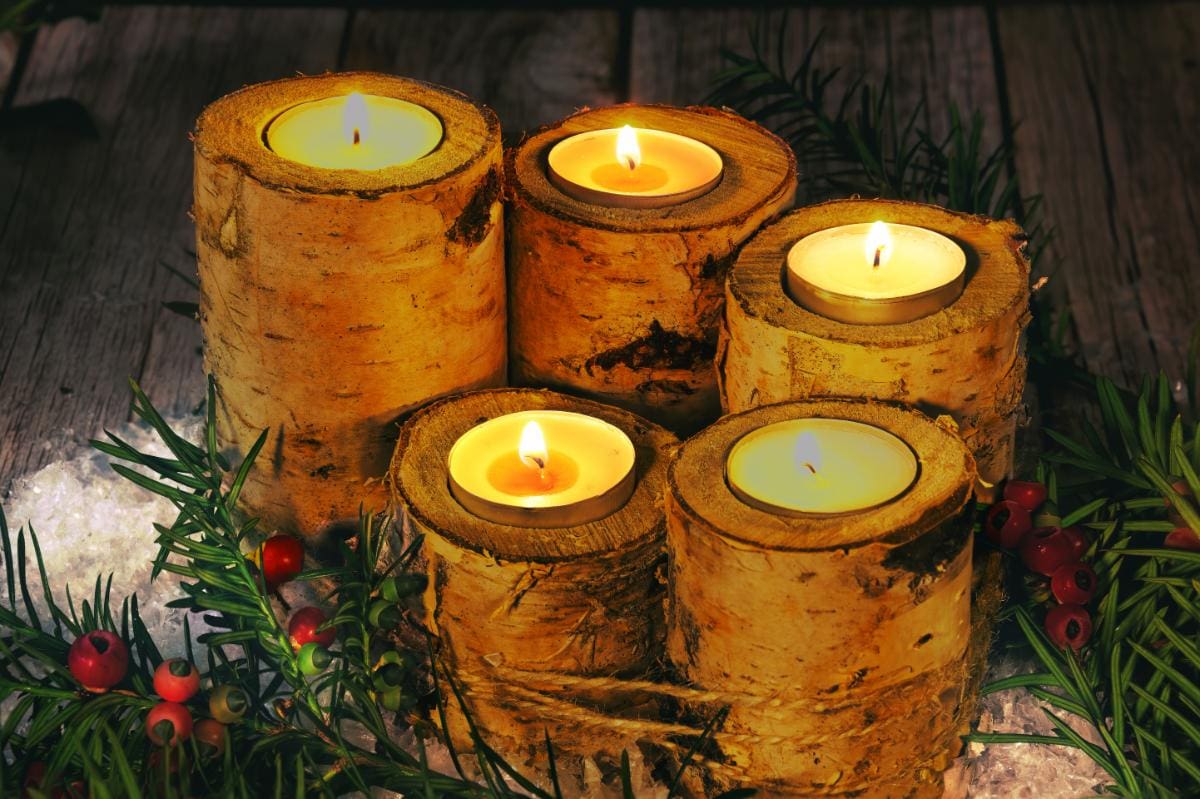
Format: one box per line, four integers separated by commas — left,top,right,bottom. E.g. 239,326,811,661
1,3,1198,490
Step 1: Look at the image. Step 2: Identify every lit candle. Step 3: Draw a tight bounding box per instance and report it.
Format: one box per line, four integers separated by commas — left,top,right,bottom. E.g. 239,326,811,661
786,221,967,324
266,92,443,170
447,410,636,527
547,124,723,208
725,418,919,516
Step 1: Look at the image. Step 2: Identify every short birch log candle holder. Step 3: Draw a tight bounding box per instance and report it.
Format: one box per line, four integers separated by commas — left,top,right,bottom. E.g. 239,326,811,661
666,399,976,798
389,388,677,765
506,104,796,436
720,199,1030,494
194,72,506,536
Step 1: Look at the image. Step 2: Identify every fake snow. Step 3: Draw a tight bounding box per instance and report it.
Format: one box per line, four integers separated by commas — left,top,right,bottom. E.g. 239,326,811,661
0,417,1108,797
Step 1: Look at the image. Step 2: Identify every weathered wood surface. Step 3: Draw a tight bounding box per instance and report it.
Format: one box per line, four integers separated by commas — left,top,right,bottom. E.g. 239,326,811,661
630,6,1004,157
0,6,619,492
0,7,346,489
343,9,621,140
2,3,1198,494
995,2,1200,394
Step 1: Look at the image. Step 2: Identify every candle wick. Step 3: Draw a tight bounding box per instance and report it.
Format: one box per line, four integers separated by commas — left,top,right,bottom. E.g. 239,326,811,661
353,128,361,146
526,455,545,471
803,462,817,475
873,246,884,269
625,156,637,171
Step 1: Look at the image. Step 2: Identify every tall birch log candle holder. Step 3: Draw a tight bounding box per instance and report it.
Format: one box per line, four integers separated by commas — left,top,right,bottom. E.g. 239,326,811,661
193,73,507,537
720,199,1031,495
389,388,677,767
665,399,977,798
506,104,796,436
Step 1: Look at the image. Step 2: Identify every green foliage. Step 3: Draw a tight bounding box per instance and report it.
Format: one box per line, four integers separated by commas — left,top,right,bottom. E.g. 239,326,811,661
0,0,100,36
708,19,1038,229
974,374,1200,797
2,379,692,797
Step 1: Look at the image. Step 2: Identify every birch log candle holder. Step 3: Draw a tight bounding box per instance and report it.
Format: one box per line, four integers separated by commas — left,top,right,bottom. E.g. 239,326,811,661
720,199,1030,495
193,72,506,537
506,104,796,436
666,398,976,798
389,388,676,767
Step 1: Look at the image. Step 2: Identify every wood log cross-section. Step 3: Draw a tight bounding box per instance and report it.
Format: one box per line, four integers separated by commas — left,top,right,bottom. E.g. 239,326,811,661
193,72,507,537
506,104,797,436
390,388,677,772
720,199,1031,494
666,399,978,798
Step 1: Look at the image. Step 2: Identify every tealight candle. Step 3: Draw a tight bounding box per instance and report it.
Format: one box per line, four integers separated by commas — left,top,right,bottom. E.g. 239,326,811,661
448,410,636,527
725,418,919,516
266,92,443,170
786,221,967,324
547,125,723,208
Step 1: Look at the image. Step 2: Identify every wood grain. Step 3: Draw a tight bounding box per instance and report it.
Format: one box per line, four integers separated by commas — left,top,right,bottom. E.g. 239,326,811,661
631,6,1002,149
0,7,346,491
506,104,796,435
0,32,15,98
392,388,676,561
666,398,974,796
996,3,1200,391
343,9,621,140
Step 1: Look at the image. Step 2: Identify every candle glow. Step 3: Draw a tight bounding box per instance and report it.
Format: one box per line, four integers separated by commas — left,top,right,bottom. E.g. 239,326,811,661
448,410,636,527
266,92,443,170
616,125,641,171
546,125,723,208
786,221,967,324
725,418,919,516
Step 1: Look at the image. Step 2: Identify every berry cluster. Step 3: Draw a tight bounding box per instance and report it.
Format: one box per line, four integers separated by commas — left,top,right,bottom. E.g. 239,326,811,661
985,478,1200,651
40,533,432,796
984,480,1096,650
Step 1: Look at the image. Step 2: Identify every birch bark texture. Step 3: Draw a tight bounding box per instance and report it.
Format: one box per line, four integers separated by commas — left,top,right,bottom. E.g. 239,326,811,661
720,199,1030,493
194,73,507,536
666,399,977,797
390,388,677,766
506,104,796,435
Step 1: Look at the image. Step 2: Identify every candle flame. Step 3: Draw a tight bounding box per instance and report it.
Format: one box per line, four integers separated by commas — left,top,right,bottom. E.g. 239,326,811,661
794,431,821,476
616,124,642,171
518,421,548,472
865,220,893,270
343,92,368,147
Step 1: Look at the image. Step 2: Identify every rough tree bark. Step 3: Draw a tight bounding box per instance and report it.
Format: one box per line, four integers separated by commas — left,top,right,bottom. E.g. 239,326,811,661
666,399,977,798
507,104,796,436
720,199,1030,495
194,73,507,537
390,388,677,771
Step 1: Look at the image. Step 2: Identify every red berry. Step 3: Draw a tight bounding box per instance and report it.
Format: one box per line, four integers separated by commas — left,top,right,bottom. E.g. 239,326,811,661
22,760,47,795
1020,526,1076,576
146,702,193,746
1164,479,1193,506
259,535,304,589
194,718,227,758
1045,604,1093,650
1051,562,1098,604
984,500,1033,548
153,658,200,703
1059,525,1090,560
1166,527,1200,551
67,630,129,693
1003,480,1048,513
288,607,336,650
50,782,86,799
